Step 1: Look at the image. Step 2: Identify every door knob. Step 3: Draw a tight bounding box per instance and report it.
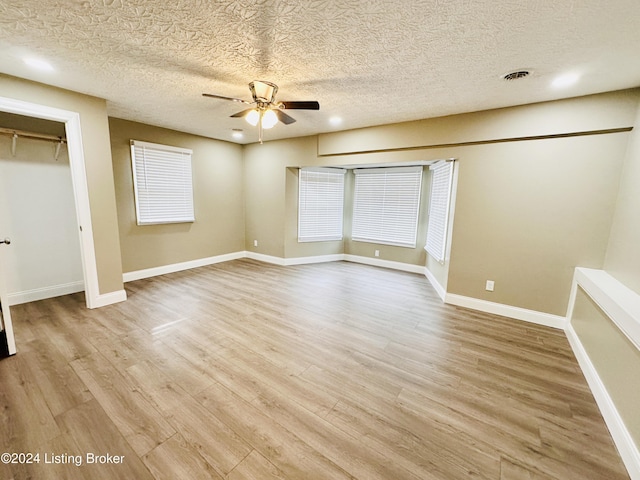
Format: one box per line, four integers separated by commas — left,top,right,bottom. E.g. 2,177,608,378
0,238,10,245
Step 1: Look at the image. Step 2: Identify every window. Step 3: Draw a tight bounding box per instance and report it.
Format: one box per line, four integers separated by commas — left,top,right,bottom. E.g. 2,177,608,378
130,140,195,225
425,160,454,262
352,166,422,247
298,167,345,242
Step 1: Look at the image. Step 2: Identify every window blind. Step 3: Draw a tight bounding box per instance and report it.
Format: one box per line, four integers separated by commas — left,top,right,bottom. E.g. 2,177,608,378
352,166,422,248
298,167,345,242
130,140,195,225
425,160,454,262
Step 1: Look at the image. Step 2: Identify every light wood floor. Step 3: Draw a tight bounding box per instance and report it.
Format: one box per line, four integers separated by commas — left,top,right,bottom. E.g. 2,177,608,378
0,259,630,479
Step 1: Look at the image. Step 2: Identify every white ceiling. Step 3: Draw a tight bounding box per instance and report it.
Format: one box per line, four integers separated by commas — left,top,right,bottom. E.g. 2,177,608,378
0,1,639,145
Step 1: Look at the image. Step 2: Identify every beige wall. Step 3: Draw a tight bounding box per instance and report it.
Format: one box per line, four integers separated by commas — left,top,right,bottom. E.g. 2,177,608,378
0,74,123,295
109,118,244,273
446,134,627,316
605,101,640,295
244,137,303,258
244,135,346,259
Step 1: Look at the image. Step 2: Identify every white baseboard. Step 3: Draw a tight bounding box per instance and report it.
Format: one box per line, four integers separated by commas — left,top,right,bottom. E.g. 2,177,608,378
284,254,345,266
247,252,427,275
123,250,427,280
424,267,446,301
8,281,85,306
444,293,567,330
566,324,640,480
244,251,286,266
247,252,425,274
343,254,425,274
88,289,127,309
123,251,246,282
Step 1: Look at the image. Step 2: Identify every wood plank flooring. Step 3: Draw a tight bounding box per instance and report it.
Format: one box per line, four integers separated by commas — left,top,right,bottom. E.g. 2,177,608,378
0,259,630,479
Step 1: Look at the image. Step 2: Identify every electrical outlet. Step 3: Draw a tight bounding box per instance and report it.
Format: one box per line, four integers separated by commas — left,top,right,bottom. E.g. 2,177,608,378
374,250,380,257
485,280,495,292
253,240,258,247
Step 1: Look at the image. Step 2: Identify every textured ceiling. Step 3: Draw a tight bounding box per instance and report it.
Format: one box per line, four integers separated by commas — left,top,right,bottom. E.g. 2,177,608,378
0,0,639,144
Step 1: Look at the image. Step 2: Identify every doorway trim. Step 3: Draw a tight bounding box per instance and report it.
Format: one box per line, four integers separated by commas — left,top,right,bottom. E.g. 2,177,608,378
0,95,103,308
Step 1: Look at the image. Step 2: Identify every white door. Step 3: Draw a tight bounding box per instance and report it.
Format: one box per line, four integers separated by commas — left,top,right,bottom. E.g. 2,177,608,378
0,236,16,356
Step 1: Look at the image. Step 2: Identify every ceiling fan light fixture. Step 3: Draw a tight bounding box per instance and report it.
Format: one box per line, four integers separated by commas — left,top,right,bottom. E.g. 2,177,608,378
262,109,278,129
245,109,260,126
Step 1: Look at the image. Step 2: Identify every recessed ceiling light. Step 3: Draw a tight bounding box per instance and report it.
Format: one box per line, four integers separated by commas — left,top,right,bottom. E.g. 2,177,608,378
23,57,54,72
329,116,342,126
232,129,244,139
552,72,580,89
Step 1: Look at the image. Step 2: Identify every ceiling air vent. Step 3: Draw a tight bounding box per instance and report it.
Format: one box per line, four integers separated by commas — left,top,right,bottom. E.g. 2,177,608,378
501,70,531,81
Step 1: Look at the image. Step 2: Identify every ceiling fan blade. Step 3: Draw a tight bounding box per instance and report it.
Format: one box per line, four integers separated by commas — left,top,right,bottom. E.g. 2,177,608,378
202,93,251,104
230,108,255,118
274,109,296,125
280,101,320,110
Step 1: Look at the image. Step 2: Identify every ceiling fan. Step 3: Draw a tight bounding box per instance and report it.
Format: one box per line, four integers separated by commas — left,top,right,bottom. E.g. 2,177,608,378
203,80,320,143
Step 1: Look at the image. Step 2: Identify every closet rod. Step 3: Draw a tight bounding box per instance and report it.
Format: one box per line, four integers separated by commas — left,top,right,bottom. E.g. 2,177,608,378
0,126,66,143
